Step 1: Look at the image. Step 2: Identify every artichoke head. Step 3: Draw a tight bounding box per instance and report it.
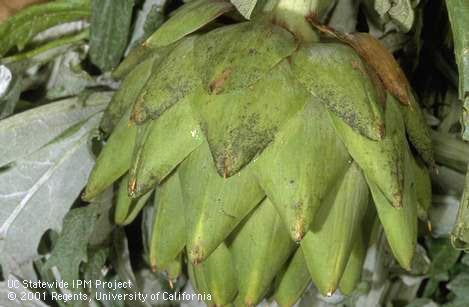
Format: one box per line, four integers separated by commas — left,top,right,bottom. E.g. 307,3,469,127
83,0,433,304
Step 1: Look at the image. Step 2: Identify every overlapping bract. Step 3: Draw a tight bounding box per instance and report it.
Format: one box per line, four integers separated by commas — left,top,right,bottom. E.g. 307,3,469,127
84,1,433,305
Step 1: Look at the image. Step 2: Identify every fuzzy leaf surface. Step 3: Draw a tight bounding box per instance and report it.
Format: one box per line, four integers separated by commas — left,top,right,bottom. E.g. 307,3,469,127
0,65,21,119
43,202,104,286
126,0,165,49
0,108,105,277
0,92,110,167
46,51,94,100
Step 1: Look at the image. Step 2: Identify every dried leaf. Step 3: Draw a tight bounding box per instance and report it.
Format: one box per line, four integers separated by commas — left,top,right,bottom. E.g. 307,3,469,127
308,19,412,106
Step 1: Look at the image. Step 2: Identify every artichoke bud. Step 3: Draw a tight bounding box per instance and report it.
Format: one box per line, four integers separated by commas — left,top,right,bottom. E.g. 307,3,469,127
82,0,432,303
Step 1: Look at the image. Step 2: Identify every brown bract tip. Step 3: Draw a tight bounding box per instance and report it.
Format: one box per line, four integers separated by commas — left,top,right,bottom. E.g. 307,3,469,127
377,122,385,140
244,300,254,307
217,153,234,179
190,246,204,265
223,163,228,179
130,109,147,124
128,178,137,197
209,69,231,95
427,220,433,232
305,11,318,26
294,219,305,242
81,191,92,202
392,192,403,208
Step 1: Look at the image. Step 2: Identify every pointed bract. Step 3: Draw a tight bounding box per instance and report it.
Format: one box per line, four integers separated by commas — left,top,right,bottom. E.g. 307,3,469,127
338,207,375,295
369,149,418,270
179,142,265,263
230,198,296,306
301,162,369,296
101,54,160,134
191,243,238,306
338,232,367,295
254,101,350,241
131,37,200,124
191,61,309,177
291,43,385,140
83,111,136,201
400,94,435,167
128,99,203,198
161,254,183,281
114,174,153,225
149,173,186,271
328,95,406,208
188,261,209,296
411,156,432,220
274,249,311,307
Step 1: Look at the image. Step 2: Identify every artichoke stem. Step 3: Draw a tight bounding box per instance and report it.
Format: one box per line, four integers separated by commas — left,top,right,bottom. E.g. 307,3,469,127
265,0,335,42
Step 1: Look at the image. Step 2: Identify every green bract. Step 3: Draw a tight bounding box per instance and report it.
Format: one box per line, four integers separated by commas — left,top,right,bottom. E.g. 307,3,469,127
83,0,433,305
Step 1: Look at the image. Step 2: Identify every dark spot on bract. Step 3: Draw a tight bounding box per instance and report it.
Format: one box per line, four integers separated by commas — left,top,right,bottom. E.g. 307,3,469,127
209,68,232,94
